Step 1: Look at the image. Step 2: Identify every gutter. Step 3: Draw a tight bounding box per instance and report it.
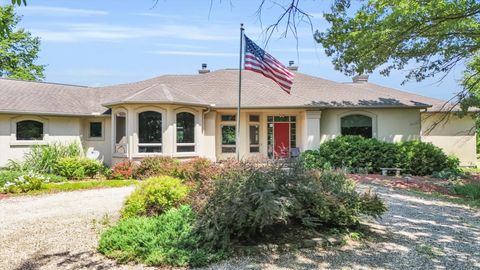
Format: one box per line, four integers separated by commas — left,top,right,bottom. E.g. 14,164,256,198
0,109,111,117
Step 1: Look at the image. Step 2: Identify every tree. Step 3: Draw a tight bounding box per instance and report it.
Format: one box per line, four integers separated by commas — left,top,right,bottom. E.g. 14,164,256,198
0,5,44,81
315,0,480,111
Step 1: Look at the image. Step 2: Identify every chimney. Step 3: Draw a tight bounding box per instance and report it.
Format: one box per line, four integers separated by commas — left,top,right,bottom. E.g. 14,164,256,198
352,74,369,83
287,60,298,71
198,63,210,74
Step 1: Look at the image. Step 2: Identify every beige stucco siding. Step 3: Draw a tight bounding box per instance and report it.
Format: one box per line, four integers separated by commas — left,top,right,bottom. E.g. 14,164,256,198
320,108,421,144
81,117,112,166
0,114,83,167
421,113,477,167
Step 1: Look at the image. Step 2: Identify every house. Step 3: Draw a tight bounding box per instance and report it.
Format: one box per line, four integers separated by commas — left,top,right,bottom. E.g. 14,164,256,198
0,64,477,167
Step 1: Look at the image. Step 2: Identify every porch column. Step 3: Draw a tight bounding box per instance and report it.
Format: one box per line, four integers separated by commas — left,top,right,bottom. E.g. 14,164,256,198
202,111,217,161
304,111,322,150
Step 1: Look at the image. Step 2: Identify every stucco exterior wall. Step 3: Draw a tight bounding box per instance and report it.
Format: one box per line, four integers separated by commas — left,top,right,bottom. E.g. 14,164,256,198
421,113,477,167
0,114,83,167
320,108,421,143
81,117,112,165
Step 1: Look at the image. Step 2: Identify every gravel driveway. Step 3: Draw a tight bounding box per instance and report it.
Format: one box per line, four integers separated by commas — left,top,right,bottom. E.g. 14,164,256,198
0,186,153,270
1,184,479,270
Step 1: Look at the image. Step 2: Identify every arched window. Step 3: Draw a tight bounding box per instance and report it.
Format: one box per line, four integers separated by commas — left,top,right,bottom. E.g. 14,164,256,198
16,120,43,140
341,114,373,138
176,112,195,152
138,111,162,153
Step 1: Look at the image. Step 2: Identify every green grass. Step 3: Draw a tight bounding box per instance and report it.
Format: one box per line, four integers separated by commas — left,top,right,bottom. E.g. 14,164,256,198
22,179,137,195
402,188,480,208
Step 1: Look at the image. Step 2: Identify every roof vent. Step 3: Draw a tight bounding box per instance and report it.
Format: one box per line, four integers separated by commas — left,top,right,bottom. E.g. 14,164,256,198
352,74,369,83
199,63,210,74
287,60,298,71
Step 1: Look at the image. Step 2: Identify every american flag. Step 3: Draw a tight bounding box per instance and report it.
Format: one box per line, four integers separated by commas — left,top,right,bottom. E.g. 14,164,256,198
244,35,295,94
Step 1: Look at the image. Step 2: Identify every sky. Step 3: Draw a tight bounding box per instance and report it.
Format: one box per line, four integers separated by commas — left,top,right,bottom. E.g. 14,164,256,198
2,0,467,100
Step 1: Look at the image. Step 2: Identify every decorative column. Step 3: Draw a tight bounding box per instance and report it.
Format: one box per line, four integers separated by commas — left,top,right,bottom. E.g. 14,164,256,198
304,111,322,150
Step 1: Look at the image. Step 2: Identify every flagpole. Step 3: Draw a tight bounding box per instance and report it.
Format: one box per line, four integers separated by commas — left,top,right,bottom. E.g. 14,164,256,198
236,23,244,160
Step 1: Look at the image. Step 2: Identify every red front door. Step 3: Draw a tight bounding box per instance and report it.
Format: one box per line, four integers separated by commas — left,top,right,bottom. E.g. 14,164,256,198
274,122,290,158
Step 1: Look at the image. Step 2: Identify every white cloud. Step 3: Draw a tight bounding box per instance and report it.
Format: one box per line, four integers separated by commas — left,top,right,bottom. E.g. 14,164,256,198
19,5,108,17
32,23,239,43
148,50,236,57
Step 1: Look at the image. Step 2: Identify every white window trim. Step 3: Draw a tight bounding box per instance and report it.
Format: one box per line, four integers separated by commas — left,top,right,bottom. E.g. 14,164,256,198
112,108,128,157
86,119,105,141
337,110,378,138
134,106,167,156
174,109,199,156
10,116,49,146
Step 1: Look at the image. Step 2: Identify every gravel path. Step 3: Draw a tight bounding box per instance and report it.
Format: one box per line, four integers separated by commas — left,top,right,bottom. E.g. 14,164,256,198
0,186,153,270
1,184,479,270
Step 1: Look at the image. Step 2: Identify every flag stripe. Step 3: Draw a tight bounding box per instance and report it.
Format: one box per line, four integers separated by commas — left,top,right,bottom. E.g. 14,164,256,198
243,35,295,94
245,56,293,86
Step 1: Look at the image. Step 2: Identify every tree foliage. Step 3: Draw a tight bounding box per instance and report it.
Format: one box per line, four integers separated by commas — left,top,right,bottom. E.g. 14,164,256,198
0,5,44,80
315,0,480,111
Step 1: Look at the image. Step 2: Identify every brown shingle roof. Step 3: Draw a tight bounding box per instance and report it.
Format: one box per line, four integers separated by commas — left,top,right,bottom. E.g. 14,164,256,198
0,69,460,116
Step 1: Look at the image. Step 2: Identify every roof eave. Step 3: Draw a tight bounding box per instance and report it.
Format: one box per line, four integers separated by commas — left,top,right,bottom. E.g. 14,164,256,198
0,109,111,117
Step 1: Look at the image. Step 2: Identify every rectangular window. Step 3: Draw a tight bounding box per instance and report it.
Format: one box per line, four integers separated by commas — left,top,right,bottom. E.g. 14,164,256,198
249,124,260,153
221,115,236,122
89,122,102,138
249,114,260,122
221,125,236,153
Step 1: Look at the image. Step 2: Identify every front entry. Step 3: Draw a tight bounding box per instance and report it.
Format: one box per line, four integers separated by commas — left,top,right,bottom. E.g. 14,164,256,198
274,122,290,158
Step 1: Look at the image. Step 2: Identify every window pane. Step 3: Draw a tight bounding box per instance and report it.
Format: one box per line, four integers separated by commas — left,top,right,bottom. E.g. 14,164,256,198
177,145,195,152
139,146,162,153
274,116,289,122
221,115,236,121
115,114,126,144
290,116,296,122
250,146,260,153
16,120,43,140
222,125,236,145
139,111,162,143
341,115,373,138
290,123,296,148
177,112,195,143
249,115,260,122
249,125,259,145
222,147,236,153
267,116,273,122
89,122,102,138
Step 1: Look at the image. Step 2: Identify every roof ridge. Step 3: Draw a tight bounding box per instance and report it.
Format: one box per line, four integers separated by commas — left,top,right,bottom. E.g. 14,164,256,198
123,83,160,101
0,77,89,88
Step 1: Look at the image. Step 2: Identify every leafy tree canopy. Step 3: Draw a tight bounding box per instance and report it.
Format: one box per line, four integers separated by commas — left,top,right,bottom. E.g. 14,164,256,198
315,0,480,111
0,5,44,80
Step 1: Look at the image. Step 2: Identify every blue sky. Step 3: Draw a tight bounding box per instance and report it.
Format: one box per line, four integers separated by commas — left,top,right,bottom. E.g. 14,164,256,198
3,0,465,100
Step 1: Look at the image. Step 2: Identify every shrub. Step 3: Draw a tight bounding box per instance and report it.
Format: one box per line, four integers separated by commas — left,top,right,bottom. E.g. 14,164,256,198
197,161,386,249
7,142,81,174
99,205,222,267
110,160,136,180
302,136,399,173
133,156,180,180
121,176,189,218
398,140,453,175
0,170,24,187
302,136,458,176
55,157,103,180
177,158,217,182
1,172,46,193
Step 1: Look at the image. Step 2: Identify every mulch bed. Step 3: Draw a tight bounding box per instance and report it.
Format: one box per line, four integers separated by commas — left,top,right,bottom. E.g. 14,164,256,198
350,174,454,195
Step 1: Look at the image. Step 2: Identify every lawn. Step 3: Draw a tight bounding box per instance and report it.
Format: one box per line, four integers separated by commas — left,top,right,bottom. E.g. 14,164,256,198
9,179,137,196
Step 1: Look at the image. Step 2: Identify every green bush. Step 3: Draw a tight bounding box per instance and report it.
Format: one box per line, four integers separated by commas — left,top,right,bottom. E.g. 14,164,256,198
302,136,399,173
121,176,189,218
133,157,180,180
1,172,45,193
99,205,222,267
0,170,24,187
302,136,458,176
398,140,454,175
7,142,81,174
197,161,386,249
54,157,103,180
